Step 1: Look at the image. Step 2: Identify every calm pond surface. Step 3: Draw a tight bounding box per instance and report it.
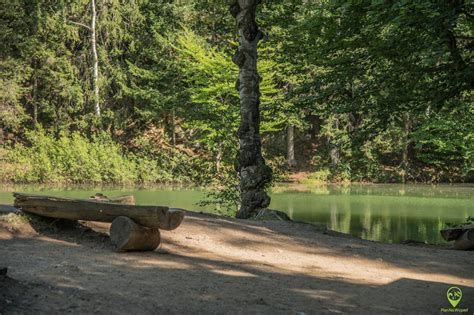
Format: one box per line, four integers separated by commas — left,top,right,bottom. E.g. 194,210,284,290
1,184,473,244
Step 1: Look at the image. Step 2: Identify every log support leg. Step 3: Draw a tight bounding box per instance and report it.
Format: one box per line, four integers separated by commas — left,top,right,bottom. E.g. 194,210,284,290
110,216,161,252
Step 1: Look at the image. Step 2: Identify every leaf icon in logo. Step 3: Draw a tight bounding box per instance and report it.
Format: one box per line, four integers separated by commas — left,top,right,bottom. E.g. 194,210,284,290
447,287,462,308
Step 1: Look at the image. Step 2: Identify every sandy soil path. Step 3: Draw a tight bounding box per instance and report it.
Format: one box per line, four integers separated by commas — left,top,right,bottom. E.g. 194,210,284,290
1,212,473,314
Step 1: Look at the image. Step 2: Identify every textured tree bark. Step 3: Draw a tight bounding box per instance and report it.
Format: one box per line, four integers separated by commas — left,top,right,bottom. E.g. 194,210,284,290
89,193,136,205
91,0,100,117
230,0,272,219
110,216,161,252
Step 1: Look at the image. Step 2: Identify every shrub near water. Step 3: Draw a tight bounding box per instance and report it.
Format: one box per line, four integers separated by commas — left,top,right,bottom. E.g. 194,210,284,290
1,130,134,183
0,130,193,184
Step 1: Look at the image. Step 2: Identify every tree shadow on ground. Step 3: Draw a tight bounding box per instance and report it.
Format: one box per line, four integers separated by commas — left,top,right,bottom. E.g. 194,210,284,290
25,214,111,247
1,211,473,314
1,235,473,314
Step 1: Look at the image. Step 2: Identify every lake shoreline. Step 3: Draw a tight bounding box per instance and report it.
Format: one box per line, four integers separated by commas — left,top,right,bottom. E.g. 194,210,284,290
1,178,473,186
1,211,473,313
0,206,454,248
1,184,473,245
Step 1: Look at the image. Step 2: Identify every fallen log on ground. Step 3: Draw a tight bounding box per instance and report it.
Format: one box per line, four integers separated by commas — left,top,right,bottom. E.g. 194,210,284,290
89,193,135,205
440,224,474,250
440,224,474,241
13,192,184,230
110,216,161,251
454,229,474,250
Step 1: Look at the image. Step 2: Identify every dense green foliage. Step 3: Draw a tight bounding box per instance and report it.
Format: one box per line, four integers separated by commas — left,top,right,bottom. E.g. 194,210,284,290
281,0,473,183
0,129,212,184
1,0,473,187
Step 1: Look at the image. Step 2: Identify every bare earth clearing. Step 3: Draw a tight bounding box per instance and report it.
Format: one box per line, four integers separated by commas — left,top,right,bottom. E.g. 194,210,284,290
1,211,473,314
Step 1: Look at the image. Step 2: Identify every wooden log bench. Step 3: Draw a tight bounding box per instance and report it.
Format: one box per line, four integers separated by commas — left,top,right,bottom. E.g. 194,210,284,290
440,224,474,250
13,192,185,252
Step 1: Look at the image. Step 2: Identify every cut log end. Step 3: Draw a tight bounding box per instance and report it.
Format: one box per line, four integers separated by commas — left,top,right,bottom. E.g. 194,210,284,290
168,208,185,230
110,216,161,252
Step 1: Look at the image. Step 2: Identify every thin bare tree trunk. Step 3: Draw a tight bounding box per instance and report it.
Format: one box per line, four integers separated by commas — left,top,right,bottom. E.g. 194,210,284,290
91,0,100,117
401,112,411,183
287,123,297,168
171,108,176,148
230,0,272,219
216,145,222,173
330,118,340,167
32,62,38,126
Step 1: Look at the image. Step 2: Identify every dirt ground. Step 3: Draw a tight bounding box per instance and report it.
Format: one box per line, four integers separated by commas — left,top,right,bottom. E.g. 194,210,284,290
0,211,473,314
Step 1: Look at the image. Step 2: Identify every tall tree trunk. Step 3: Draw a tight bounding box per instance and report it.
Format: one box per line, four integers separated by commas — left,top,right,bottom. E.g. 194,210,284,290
171,108,176,148
216,144,222,173
330,146,340,168
330,118,340,168
230,0,272,219
401,112,411,183
32,61,38,126
91,0,100,117
287,123,297,168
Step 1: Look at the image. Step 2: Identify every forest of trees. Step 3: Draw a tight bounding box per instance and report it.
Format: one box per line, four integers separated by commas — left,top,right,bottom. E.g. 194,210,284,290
1,0,473,186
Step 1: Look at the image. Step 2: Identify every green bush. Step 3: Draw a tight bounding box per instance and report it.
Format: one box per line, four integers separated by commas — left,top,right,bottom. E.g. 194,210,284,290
299,169,331,186
0,129,215,184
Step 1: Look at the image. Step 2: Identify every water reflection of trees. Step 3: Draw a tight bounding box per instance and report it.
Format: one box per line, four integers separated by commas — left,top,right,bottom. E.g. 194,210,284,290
288,193,472,244
273,183,474,200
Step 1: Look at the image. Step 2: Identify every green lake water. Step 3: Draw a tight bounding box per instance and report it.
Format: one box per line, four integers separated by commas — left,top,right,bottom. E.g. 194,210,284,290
1,184,473,244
